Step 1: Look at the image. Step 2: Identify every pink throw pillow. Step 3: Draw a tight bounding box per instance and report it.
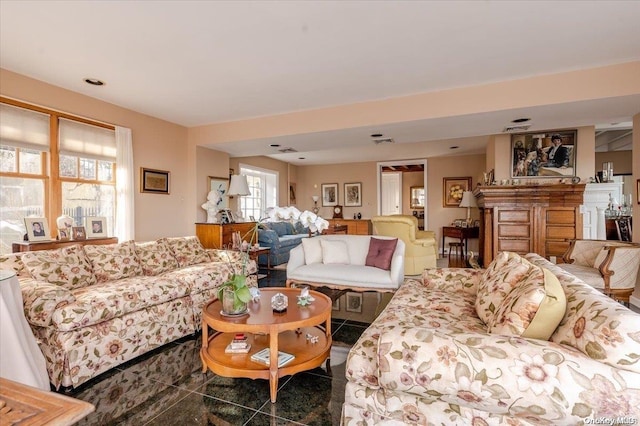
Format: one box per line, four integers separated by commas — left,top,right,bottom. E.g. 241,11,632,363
365,237,398,270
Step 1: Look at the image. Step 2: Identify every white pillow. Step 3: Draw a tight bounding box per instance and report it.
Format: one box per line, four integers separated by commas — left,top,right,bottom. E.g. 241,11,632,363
301,238,323,264
321,239,350,264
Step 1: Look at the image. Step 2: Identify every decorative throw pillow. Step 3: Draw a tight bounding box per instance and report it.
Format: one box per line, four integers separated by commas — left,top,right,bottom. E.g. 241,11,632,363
84,240,143,283
22,245,97,290
135,238,179,276
475,252,531,325
301,238,323,264
489,264,566,340
365,237,398,270
165,236,210,267
321,239,350,264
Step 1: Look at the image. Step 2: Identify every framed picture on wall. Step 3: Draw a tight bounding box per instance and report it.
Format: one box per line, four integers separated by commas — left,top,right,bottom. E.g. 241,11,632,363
141,167,170,194
208,176,229,210
344,182,362,207
443,177,471,207
321,183,338,207
510,130,577,178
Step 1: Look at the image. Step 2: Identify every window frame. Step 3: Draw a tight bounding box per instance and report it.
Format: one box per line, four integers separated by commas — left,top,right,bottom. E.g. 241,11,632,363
238,164,279,220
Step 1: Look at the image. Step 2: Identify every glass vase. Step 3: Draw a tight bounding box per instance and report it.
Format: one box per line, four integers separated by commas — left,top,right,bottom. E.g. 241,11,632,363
221,287,247,316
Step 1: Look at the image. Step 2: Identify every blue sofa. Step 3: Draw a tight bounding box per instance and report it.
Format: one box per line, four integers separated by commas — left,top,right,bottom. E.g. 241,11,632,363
257,221,310,266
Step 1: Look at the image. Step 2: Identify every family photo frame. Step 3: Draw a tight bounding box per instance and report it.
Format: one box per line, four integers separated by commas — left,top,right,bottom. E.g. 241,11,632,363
511,130,577,178
86,217,107,238
24,217,51,242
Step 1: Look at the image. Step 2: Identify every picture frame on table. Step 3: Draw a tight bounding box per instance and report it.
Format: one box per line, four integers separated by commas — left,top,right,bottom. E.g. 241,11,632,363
24,217,51,242
208,176,230,210
443,177,472,207
58,229,70,241
85,217,107,238
321,183,338,207
344,182,362,207
510,130,577,178
72,226,86,240
141,167,170,194
346,292,362,313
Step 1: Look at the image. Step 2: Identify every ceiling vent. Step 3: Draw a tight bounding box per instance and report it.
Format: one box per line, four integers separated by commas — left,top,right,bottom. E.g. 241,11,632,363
373,138,395,145
503,124,532,132
278,147,297,153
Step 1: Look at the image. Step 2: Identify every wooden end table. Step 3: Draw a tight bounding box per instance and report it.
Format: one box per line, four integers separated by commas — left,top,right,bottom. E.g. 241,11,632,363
248,246,271,277
200,288,332,403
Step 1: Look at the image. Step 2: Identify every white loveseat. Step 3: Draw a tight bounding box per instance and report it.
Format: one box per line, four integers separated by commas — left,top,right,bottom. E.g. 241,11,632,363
286,235,405,292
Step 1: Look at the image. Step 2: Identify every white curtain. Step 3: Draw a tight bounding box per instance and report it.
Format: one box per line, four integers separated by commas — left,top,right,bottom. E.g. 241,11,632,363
115,126,135,241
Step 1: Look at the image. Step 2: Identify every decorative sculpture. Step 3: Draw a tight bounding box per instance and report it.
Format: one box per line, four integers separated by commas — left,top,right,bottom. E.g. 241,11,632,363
201,190,222,223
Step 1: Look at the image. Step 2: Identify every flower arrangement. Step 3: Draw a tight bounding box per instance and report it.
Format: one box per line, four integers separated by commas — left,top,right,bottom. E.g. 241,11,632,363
217,206,329,315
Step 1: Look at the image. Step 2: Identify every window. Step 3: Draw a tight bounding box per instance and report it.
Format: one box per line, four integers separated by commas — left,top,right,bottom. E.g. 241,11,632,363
0,99,116,254
239,165,278,220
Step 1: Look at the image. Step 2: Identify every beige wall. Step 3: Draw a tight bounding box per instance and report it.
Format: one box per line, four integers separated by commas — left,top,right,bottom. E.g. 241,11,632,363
595,150,633,176
195,146,230,223
1,68,194,241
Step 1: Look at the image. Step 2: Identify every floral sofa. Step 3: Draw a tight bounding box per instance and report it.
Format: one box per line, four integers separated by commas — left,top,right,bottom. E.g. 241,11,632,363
342,251,640,425
0,236,256,389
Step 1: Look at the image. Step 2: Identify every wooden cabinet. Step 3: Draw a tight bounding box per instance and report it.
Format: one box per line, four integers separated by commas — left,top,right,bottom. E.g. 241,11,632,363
12,237,118,253
474,184,585,267
326,219,372,235
195,222,257,249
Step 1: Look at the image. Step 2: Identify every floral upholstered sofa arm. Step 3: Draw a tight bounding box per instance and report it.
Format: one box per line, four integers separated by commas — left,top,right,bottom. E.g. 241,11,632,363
205,249,258,275
19,278,76,327
421,267,483,295
376,327,640,423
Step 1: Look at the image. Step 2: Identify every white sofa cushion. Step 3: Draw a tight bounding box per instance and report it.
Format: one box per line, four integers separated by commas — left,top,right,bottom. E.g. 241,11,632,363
301,238,322,264
321,239,350,264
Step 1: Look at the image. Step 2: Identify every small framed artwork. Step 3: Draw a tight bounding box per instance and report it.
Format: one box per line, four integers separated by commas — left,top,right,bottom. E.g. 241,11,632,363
443,177,472,207
58,229,70,241
344,182,362,207
72,226,86,240
86,217,107,238
321,183,338,207
332,298,340,311
510,130,577,178
208,176,229,210
24,218,51,242
346,292,362,313
289,183,297,205
141,168,170,194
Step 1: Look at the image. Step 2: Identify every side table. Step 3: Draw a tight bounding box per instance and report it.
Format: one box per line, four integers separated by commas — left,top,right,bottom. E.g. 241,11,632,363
248,246,271,277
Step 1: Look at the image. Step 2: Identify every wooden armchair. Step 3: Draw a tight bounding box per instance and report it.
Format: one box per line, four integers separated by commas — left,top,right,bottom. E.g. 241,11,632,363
561,239,640,305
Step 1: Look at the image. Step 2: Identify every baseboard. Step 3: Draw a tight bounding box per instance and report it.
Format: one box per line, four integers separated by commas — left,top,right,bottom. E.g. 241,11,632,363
630,295,640,310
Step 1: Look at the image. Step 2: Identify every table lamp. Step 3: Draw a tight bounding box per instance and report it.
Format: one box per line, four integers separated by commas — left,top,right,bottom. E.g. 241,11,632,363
228,175,250,222
459,191,478,225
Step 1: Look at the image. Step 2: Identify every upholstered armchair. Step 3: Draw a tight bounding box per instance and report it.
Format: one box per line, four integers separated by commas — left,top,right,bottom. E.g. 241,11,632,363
371,215,438,275
561,239,640,305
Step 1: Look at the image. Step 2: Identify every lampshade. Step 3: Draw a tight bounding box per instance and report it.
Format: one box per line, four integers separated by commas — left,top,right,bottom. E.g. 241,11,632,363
228,175,250,196
459,191,478,208
312,195,319,202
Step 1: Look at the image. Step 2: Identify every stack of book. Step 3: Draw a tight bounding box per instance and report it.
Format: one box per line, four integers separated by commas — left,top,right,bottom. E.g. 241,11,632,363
224,333,251,354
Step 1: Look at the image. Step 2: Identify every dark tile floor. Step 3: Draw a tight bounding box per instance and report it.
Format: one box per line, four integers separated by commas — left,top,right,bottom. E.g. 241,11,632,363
64,269,380,426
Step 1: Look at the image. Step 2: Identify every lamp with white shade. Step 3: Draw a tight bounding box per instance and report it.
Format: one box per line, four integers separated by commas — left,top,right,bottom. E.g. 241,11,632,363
459,191,478,225
228,175,250,222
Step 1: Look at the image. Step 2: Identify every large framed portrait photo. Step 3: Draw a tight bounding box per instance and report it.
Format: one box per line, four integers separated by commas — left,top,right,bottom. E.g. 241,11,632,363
511,130,577,178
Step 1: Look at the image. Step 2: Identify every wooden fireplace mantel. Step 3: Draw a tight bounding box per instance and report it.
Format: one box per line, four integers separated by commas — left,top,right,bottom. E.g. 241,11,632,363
473,184,585,267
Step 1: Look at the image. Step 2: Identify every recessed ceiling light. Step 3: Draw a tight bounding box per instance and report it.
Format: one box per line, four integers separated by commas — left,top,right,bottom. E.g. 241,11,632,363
450,146,459,149
298,157,306,160
84,78,104,86
269,144,281,147
511,118,530,123
370,133,383,138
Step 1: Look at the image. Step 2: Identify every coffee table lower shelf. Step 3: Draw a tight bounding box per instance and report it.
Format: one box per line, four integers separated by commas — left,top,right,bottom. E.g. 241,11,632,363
200,327,331,402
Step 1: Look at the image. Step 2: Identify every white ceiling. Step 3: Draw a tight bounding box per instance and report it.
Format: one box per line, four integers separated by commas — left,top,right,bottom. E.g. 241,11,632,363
1,1,639,165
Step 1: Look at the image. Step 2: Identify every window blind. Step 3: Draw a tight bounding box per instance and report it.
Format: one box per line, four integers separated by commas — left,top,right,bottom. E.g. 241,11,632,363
59,118,116,161
0,103,50,151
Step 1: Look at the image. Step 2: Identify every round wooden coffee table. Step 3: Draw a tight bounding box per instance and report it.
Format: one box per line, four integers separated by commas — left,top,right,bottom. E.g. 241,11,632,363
200,287,332,403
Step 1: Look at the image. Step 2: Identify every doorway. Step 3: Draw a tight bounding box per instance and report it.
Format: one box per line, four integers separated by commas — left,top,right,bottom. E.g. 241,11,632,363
377,159,428,228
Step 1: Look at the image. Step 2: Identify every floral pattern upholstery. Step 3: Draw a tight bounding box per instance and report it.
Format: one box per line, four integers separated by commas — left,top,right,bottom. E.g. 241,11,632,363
21,244,97,290
83,240,143,282
0,236,256,389
134,238,179,276
166,236,210,267
342,253,640,425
